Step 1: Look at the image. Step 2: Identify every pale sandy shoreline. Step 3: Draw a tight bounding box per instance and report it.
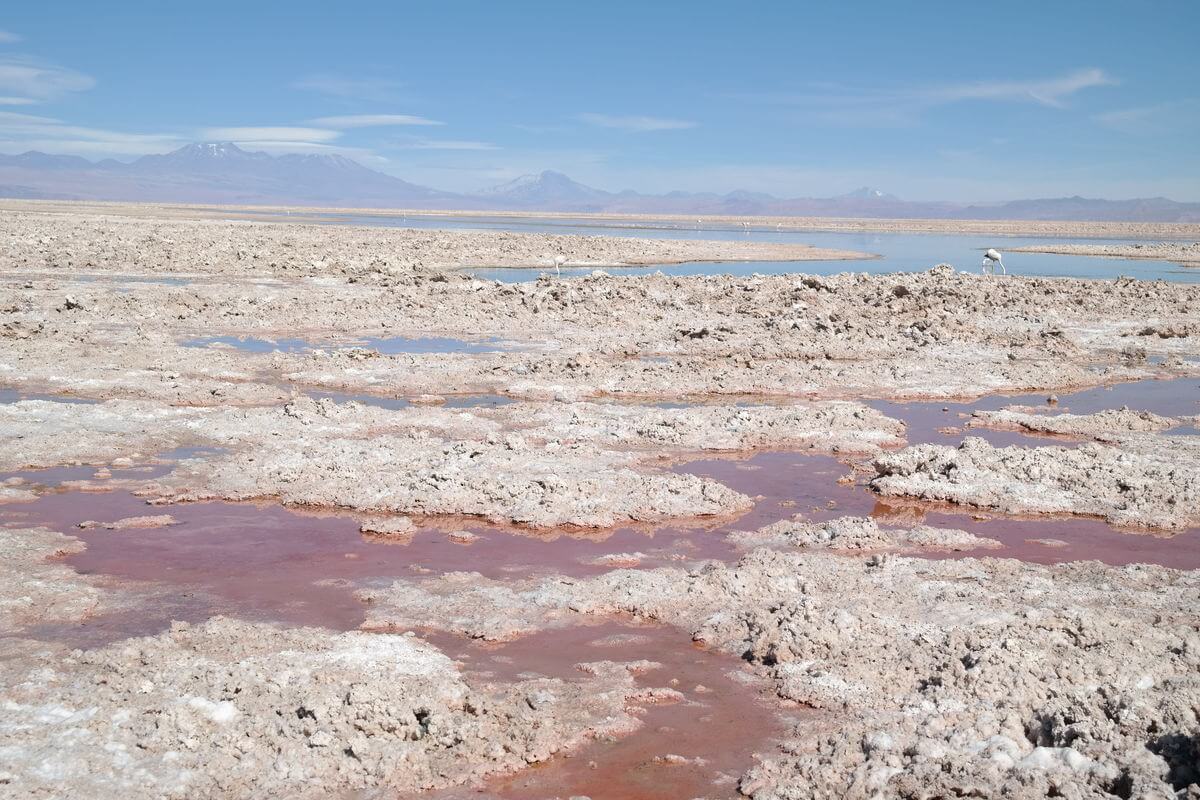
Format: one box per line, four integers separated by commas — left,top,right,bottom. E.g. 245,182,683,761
2,198,1198,240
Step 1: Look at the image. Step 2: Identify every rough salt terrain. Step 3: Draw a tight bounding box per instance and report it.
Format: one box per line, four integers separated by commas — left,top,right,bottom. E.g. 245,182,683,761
0,616,667,799
968,406,1181,441
1,204,1198,799
358,530,1200,799
873,433,1200,530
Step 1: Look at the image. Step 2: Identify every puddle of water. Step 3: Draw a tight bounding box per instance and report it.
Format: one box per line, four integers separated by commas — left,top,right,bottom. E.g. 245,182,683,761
677,451,1200,570
0,388,99,405
184,335,314,354
184,334,516,355
359,336,515,355
0,272,194,287
5,482,730,642
443,393,517,409
0,446,223,488
7,488,789,798
418,620,789,800
872,376,1200,445
8,430,1192,651
307,390,412,410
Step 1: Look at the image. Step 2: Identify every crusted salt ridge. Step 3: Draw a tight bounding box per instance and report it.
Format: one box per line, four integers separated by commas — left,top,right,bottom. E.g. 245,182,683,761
728,515,1000,552
1010,240,1200,265
77,514,180,530
1,396,904,527
0,485,37,504
0,527,105,634
146,434,750,529
871,435,1200,531
0,616,657,799
0,394,900,467
969,406,1180,441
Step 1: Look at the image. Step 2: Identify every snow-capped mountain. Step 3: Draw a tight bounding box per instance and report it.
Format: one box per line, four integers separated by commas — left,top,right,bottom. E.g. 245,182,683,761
479,170,612,208
839,186,898,201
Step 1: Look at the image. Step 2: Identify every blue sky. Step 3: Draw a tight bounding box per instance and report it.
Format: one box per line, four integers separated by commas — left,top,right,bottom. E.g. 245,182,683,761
1,1,1198,200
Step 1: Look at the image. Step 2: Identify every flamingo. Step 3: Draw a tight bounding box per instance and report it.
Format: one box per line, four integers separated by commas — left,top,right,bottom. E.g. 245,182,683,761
553,255,567,276
982,248,1006,276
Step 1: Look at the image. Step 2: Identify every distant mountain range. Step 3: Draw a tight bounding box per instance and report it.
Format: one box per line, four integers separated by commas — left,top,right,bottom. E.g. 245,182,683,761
2,142,1198,222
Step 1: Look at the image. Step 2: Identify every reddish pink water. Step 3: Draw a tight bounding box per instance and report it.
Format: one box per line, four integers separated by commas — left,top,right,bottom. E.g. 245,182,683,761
677,452,1200,569
871,376,1200,445
416,621,790,800
3,375,1198,798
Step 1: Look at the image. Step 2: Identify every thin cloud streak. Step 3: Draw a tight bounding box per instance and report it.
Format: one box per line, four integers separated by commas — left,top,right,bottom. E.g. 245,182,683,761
201,126,339,143
293,75,405,103
310,114,443,128
733,68,1117,126
926,68,1115,108
578,113,697,131
399,139,498,151
0,30,21,44
0,110,184,155
0,56,95,103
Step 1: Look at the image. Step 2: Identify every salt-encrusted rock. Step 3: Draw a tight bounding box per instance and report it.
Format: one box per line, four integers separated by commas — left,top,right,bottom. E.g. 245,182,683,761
0,617,658,799
728,515,999,552
871,435,1200,530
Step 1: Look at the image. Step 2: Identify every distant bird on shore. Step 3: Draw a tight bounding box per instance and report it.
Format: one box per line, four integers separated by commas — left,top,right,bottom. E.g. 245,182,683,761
982,248,1006,276
553,254,567,276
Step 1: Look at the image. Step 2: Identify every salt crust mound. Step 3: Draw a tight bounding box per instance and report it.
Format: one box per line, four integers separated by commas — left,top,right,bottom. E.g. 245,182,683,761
872,435,1200,530
0,616,663,799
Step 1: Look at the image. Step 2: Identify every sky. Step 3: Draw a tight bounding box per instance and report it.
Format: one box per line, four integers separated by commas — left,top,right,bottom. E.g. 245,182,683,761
1,1,1198,201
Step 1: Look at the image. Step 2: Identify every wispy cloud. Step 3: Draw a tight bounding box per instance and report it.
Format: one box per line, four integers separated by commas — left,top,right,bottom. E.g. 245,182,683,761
309,113,443,128
925,68,1116,108
0,30,21,44
399,139,498,151
200,126,339,143
735,68,1117,126
293,75,404,103
0,110,182,155
578,113,697,132
0,56,95,104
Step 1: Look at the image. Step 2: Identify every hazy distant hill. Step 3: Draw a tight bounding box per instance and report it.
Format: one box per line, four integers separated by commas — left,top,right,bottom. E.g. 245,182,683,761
2,143,1199,222
0,143,457,207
